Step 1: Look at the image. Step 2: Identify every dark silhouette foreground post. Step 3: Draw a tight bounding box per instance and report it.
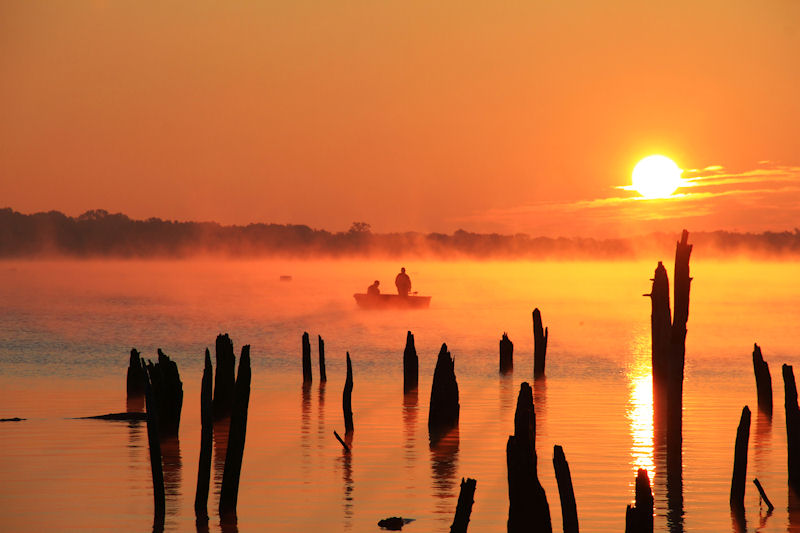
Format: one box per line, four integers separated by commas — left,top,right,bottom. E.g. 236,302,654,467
532,309,548,379
212,333,236,420
219,345,252,522
506,382,551,533
450,477,477,533
499,333,513,374
428,343,460,442
730,406,751,509
144,349,184,438
553,445,578,533
194,349,213,522
624,468,653,533
404,331,418,393
784,364,800,491
343,352,354,434
318,335,327,382
302,332,312,383
144,369,165,526
753,344,772,416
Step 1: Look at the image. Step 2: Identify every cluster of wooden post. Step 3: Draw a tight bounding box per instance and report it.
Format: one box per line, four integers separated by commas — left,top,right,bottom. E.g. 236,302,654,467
212,333,236,419
144,349,184,437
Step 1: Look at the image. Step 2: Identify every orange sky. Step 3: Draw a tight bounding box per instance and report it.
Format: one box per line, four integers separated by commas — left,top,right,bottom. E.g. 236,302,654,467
1,2,798,236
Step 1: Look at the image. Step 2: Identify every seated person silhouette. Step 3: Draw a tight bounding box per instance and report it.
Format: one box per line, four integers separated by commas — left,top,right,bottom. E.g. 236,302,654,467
367,280,380,296
394,267,411,297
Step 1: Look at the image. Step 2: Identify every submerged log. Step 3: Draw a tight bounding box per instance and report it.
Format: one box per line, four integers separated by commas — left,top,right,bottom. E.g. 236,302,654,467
783,364,800,491
319,335,327,382
752,344,773,416
143,370,165,525
624,468,653,533
219,345,252,521
302,331,313,383
344,352,354,434
499,332,513,374
212,333,236,420
404,331,419,393
730,406,751,509
507,382,551,533
450,477,477,533
127,348,146,396
80,412,147,421
428,343,460,442
532,309,548,379
552,445,578,533
194,349,213,522
144,349,184,438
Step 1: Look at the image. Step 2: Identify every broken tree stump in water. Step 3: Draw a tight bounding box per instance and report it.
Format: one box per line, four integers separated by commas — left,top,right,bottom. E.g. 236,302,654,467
532,309,548,379
783,364,800,491
318,335,327,382
344,352,354,434
753,343,773,416
219,345,252,521
194,349,213,522
144,349,184,438
212,333,236,420
450,477,477,533
404,331,418,393
668,230,692,450
553,445,578,533
144,369,165,525
730,406,751,509
499,332,513,374
506,381,551,533
127,348,146,396
624,468,653,533
302,331,313,383
428,343,460,442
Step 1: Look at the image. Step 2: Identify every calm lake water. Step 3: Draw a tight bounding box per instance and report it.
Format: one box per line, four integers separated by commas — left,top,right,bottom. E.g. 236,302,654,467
1,259,799,532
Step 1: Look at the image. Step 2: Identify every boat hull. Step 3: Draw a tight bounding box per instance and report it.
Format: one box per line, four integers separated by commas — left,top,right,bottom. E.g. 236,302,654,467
353,293,431,309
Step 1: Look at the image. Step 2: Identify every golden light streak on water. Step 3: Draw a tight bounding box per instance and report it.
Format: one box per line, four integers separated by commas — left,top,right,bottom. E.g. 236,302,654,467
627,333,655,476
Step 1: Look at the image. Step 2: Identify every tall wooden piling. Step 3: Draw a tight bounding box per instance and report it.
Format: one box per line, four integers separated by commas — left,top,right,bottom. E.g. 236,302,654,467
753,344,772,415
428,343,460,442
783,364,800,490
127,348,146,396
553,445,578,533
648,261,671,394
145,349,184,438
506,382,551,533
404,331,419,393
730,406,751,509
450,477,477,533
343,352,354,434
624,468,653,533
318,335,327,382
302,332,313,383
532,309,548,379
668,230,692,448
212,333,236,419
500,333,513,374
219,345,252,521
144,369,165,525
194,349,213,522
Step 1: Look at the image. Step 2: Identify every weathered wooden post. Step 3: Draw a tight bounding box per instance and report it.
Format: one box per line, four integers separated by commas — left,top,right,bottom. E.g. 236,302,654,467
553,445,578,533
428,343,460,442
500,332,513,374
506,382,551,533
219,345,252,521
532,309,548,379
318,335,327,382
450,477,477,533
668,230,692,451
194,349,213,522
127,348,146,396
783,364,800,491
143,367,165,525
730,406,751,509
753,344,772,416
212,333,236,419
624,468,653,533
145,349,184,437
647,261,671,398
343,352,354,434
404,331,419,393
302,331,313,383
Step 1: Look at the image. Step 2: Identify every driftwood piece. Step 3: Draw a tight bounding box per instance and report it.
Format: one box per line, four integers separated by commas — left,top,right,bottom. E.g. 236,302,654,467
302,331,313,383
783,364,800,490
144,370,165,525
80,412,147,421
507,382,551,533
450,477,477,533
553,445,578,533
0,417,25,422
212,333,236,419
499,332,513,374
730,406,751,509
219,345,252,521
144,349,183,438
334,429,351,452
624,468,653,533
318,335,327,382
428,343,460,442
404,331,419,393
194,349,213,521
752,344,773,416
752,478,774,511
344,352,354,434
378,517,405,530
127,348,146,396
532,309,548,379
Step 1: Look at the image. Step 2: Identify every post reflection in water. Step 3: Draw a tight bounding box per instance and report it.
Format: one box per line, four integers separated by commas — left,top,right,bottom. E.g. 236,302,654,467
403,389,418,471
213,418,230,495
430,427,460,524
301,382,312,479
499,372,514,413
160,437,183,514
534,377,547,437
317,382,326,451
337,434,354,532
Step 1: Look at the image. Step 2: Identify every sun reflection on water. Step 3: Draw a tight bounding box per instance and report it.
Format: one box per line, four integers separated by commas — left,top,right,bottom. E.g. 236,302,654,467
627,334,655,476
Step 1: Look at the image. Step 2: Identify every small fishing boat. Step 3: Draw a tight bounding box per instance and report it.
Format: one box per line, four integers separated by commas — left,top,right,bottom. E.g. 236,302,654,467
353,293,431,309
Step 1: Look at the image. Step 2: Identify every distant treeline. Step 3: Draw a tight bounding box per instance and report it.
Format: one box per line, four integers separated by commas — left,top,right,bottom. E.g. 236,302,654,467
1,208,799,259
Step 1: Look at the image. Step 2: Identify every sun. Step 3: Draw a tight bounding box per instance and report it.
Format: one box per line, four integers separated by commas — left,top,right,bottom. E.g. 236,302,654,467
631,155,684,199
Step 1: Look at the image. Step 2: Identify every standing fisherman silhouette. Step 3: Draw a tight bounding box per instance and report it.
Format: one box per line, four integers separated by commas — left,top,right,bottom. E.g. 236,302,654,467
395,267,411,297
